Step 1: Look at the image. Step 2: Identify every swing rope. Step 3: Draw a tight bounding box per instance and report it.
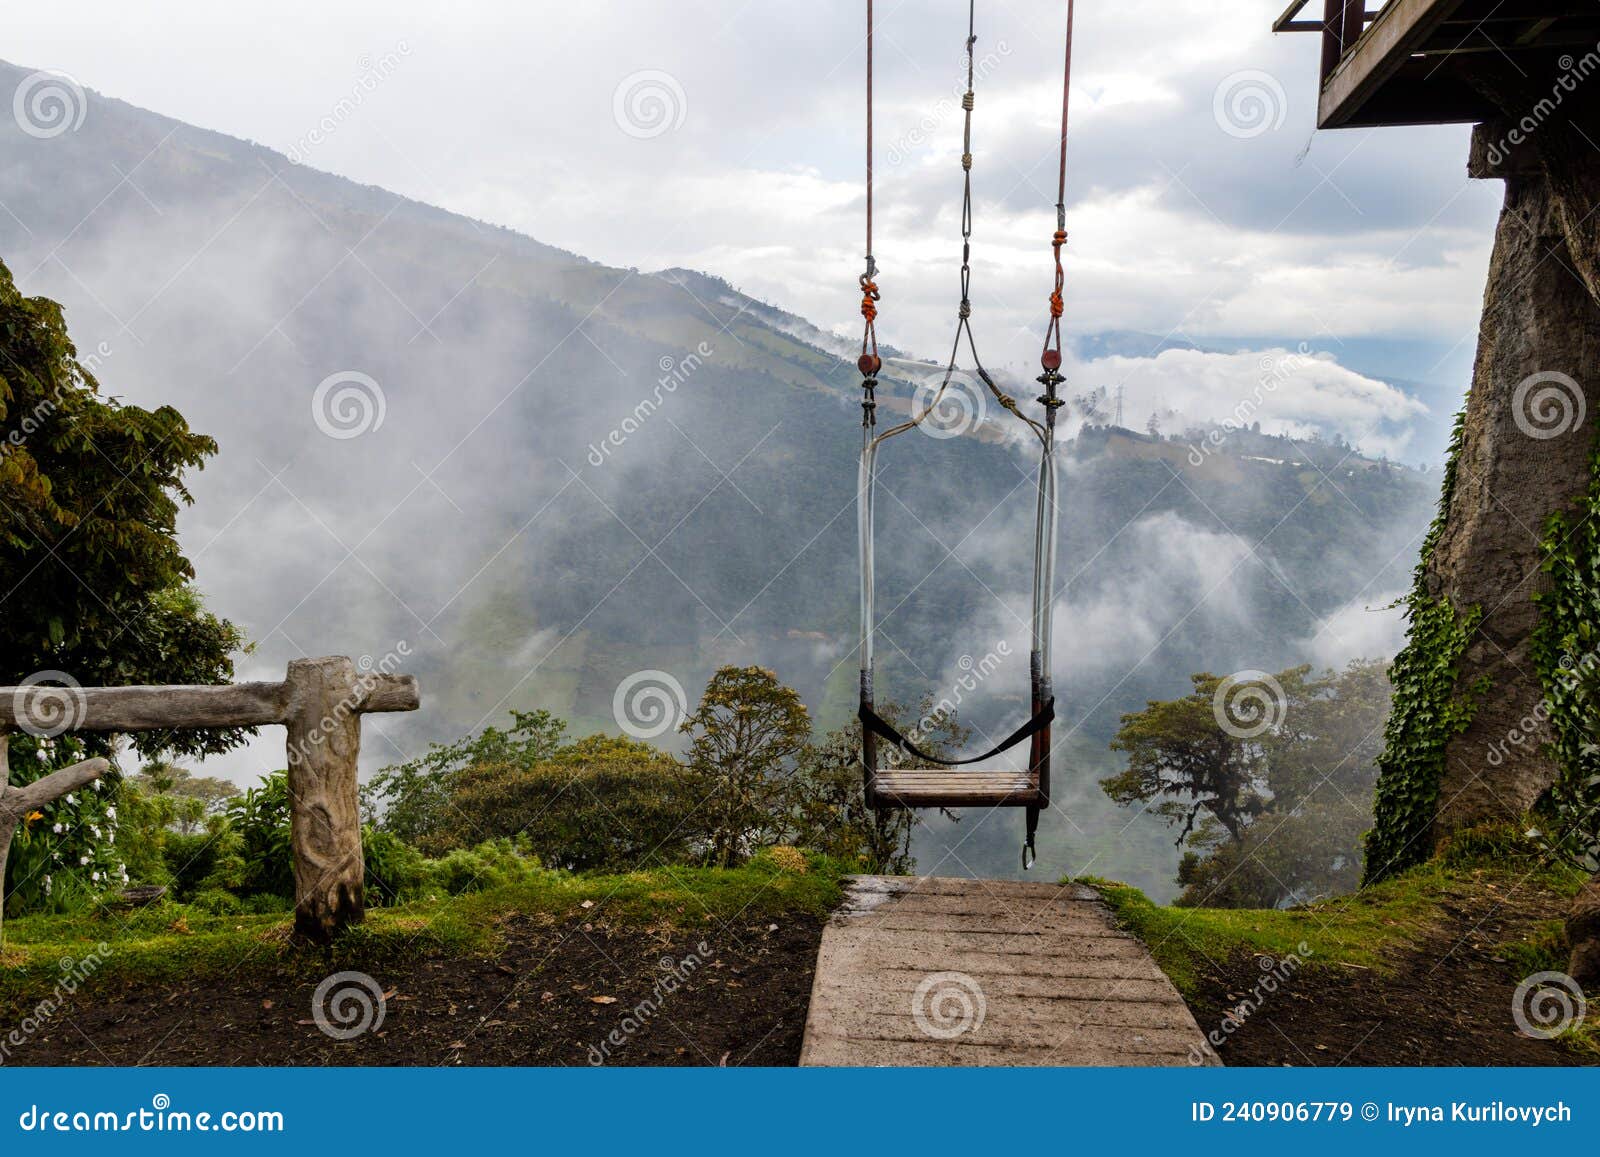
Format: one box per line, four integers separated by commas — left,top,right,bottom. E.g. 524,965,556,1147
858,0,881,386
1041,0,1075,374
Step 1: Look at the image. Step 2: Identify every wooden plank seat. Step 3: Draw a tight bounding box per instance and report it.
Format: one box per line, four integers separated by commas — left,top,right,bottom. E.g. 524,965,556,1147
873,768,1041,808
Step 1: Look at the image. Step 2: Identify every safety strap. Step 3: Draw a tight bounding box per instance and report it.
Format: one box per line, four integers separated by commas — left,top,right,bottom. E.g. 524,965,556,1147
859,699,1054,767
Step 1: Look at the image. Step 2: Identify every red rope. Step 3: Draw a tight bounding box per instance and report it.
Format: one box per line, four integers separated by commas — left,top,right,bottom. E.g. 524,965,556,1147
1041,0,1075,372
858,0,881,377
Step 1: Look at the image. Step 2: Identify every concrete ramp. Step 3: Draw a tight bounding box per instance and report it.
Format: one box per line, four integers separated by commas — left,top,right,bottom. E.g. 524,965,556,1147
800,875,1217,1066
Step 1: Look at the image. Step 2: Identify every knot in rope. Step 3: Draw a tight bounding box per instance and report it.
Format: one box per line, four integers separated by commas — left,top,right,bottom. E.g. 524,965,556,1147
860,278,880,322
1048,290,1064,319
958,299,971,319
961,90,974,112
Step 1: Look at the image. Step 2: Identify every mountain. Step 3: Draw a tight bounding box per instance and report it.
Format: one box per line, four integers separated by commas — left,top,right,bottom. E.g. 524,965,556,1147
0,60,1436,896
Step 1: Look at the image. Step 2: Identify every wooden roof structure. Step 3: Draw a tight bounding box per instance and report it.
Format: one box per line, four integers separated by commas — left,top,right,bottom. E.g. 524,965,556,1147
1277,0,1600,128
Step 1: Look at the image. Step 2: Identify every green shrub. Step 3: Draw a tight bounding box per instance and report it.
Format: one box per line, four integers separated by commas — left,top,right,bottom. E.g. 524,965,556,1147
188,888,244,915
417,839,549,896
447,737,699,871
362,826,426,904
223,773,293,898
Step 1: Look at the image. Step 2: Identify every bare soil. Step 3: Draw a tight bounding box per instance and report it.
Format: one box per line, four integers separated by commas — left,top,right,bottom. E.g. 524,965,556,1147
6,913,825,1066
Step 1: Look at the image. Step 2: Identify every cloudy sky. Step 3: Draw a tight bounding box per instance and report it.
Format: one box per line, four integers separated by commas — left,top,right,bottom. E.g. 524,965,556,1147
8,0,1502,450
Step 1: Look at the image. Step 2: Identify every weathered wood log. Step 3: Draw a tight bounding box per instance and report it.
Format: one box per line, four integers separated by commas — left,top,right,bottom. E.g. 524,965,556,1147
283,658,366,944
0,674,419,733
0,659,420,944
0,734,110,942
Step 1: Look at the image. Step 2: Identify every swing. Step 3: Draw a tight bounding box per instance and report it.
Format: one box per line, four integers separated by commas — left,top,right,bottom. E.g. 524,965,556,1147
854,0,1075,869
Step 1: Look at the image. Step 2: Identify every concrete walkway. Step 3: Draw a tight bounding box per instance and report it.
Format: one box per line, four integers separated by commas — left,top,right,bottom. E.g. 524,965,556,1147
799,875,1217,1066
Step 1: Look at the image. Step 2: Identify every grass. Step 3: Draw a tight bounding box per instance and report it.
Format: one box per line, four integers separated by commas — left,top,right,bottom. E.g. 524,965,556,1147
1086,824,1588,999
0,849,848,1014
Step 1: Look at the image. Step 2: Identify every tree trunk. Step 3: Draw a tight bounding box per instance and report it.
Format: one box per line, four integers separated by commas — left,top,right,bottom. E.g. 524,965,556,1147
1570,874,1600,990
1425,151,1600,839
283,658,365,944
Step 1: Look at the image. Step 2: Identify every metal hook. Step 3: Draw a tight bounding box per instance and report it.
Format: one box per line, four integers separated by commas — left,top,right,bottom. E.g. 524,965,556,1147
1022,838,1036,871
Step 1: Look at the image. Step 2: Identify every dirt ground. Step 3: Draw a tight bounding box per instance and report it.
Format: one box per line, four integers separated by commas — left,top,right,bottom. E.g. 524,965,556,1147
6,913,826,1066
1185,875,1595,1066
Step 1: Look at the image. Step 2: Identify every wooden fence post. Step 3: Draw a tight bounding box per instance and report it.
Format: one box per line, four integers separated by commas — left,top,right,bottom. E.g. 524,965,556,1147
283,657,366,944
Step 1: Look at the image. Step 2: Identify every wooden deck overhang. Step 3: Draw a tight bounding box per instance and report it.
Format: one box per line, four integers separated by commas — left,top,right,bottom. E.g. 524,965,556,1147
1276,0,1600,129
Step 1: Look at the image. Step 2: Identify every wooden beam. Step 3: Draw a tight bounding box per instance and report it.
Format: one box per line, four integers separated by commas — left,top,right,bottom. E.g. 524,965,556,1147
0,668,420,733
1318,0,1469,128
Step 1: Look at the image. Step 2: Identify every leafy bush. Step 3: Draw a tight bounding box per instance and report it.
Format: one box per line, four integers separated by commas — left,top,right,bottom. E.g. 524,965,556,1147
362,825,426,904
448,736,699,871
415,839,550,896
160,826,242,900
364,710,567,852
3,735,127,916
223,773,293,898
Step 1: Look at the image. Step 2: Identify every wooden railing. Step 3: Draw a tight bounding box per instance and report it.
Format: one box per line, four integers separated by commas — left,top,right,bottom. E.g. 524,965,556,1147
0,656,420,942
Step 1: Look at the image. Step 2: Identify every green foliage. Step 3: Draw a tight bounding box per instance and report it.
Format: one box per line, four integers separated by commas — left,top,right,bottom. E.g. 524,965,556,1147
448,738,699,871
0,258,246,759
1365,408,1485,884
1092,825,1585,1000
791,697,961,874
223,773,293,898
364,709,567,851
1103,671,1281,846
1528,438,1600,874
361,825,425,904
682,665,813,867
1105,662,1391,907
3,735,126,916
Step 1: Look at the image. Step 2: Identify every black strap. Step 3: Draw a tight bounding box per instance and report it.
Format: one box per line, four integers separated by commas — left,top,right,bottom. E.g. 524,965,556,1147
860,699,1054,767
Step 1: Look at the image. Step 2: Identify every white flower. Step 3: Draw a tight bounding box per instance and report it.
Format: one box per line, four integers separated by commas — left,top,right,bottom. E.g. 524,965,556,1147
107,832,115,844
106,806,117,820
52,823,63,834
42,875,52,895
65,794,76,805
90,871,101,883
92,779,103,792
79,855,90,866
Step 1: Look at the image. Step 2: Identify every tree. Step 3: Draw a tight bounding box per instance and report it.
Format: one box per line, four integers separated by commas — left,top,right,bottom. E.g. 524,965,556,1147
1102,671,1283,846
364,709,567,851
681,666,811,867
1104,662,1392,908
130,761,239,833
449,734,699,870
0,259,245,756
1,260,244,932
791,695,967,875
